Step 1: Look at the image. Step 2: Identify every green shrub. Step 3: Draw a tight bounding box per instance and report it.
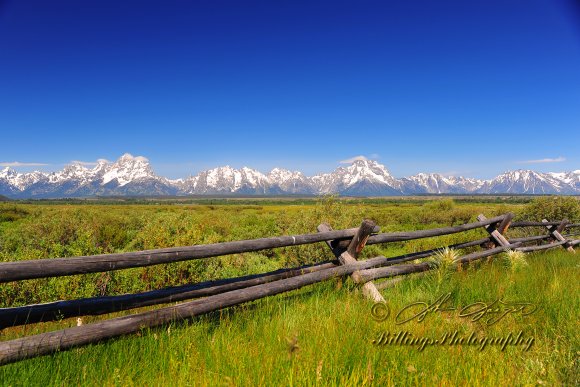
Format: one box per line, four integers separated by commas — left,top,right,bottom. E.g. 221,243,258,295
424,198,455,212
519,197,580,222
0,204,29,222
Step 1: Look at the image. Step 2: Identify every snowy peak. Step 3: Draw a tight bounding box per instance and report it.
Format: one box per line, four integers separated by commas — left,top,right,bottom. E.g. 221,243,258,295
403,173,484,194
312,159,402,195
478,169,566,194
49,163,91,183
182,165,271,194
548,170,580,186
340,159,397,186
267,168,313,194
101,153,157,186
267,168,305,181
0,167,48,191
0,154,172,197
0,167,18,180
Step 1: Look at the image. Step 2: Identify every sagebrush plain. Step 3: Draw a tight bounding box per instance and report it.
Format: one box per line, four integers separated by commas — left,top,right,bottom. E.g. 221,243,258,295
0,197,578,386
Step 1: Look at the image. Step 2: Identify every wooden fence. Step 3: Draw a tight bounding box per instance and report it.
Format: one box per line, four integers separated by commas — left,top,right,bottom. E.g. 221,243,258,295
0,213,578,365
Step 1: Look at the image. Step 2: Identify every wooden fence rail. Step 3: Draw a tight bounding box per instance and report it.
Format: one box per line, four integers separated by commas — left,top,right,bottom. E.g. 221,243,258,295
0,226,379,283
0,212,577,365
2,230,572,328
511,221,580,228
0,216,508,283
365,215,507,245
0,261,337,328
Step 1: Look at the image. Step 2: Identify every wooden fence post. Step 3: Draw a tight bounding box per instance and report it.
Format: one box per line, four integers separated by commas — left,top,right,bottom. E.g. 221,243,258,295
496,212,514,235
317,220,385,302
555,219,569,234
477,213,512,248
543,219,575,253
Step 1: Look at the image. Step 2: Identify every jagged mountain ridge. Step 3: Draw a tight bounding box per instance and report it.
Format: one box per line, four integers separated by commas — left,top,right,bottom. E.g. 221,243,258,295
178,166,273,195
477,170,579,195
400,173,485,194
1,154,177,198
1,154,579,198
311,159,403,195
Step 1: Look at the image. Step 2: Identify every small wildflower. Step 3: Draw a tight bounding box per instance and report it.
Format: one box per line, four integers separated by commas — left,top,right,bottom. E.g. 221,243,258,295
431,247,460,268
428,247,460,285
503,250,528,272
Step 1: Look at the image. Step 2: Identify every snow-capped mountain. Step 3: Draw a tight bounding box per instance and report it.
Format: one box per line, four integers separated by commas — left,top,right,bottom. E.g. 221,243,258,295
477,169,571,194
1,154,579,198
101,155,153,186
267,168,314,194
0,168,47,193
0,168,22,195
547,170,580,192
311,159,403,195
179,166,272,195
401,173,484,194
0,153,176,198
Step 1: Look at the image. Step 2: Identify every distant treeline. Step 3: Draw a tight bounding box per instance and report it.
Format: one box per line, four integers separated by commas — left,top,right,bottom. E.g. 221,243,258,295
5,194,574,206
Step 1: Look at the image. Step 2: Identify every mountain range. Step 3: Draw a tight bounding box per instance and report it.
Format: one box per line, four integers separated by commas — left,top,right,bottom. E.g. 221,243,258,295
1,153,579,198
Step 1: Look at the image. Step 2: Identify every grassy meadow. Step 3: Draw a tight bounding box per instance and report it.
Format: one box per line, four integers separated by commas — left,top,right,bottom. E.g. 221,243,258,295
0,197,578,385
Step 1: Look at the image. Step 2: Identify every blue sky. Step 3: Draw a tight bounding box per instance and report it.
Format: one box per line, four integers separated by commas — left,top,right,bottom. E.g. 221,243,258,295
1,0,579,179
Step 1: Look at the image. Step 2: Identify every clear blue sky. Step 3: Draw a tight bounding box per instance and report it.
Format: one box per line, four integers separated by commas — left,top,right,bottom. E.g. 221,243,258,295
1,0,579,179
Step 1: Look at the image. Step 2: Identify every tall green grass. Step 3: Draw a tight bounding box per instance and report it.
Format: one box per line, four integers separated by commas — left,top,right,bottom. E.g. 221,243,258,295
1,250,577,385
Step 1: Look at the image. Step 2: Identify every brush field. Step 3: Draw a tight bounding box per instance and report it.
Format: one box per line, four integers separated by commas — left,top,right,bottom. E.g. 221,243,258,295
0,197,578,386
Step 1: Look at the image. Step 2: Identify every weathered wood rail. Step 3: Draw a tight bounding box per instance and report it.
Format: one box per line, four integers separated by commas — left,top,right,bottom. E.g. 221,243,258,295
0,211,577,365
0,227,380,283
